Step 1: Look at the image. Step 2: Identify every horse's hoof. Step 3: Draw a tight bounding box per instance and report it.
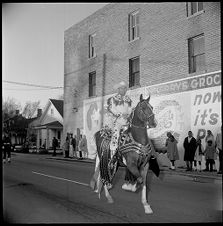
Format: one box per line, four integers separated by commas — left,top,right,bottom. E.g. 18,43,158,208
144,205,153,214
90,179,96,190
108,198,114,203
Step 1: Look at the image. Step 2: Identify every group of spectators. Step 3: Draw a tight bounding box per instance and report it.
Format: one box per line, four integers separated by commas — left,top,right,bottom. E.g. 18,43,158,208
62,133,88,159
165,128,222,174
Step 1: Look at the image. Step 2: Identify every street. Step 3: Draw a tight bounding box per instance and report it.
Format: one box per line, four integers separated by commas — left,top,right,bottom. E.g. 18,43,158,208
3,153,222,223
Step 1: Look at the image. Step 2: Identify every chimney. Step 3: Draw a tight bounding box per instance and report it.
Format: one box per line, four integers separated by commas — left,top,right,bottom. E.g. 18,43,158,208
37,108,42,117
15,110,19,115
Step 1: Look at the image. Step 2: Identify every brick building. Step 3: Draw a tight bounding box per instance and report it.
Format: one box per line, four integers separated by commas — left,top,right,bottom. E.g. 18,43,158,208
64,3,221,167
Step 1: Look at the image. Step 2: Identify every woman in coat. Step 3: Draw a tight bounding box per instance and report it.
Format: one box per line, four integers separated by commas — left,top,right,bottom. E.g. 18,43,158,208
183,131,197,171
165,132,179,170
78,135,88,159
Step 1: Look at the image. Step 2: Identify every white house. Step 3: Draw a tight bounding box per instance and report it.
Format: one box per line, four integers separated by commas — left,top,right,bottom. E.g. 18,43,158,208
34,99,63,150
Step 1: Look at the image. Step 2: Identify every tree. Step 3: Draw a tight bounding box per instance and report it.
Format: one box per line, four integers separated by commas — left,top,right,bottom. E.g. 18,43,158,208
22,100,41,119
2,97,22,120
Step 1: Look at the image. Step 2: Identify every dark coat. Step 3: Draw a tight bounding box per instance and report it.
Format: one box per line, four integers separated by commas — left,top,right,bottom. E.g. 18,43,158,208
2,136,12,151
71,138,76,149
183,136,197,161
52,138,58,149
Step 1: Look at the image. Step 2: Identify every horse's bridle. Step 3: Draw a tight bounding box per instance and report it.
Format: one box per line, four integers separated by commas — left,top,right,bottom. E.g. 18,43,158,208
130,101,155,129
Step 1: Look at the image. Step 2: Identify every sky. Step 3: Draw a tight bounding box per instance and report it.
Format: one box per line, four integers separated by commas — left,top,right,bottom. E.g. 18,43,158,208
2,3,108,109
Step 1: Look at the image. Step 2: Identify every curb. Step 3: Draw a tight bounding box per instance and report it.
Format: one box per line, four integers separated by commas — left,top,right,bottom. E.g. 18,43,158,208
46,156,222,181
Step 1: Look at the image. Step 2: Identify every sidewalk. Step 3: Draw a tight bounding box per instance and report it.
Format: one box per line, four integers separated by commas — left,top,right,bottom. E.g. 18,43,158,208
46,154,222,182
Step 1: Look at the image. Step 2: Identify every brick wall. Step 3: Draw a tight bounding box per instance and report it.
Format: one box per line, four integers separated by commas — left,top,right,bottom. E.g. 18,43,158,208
64,2,221,138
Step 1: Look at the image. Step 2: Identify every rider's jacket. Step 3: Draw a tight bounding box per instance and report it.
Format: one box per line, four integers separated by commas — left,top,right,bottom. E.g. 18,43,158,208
106,94,132,122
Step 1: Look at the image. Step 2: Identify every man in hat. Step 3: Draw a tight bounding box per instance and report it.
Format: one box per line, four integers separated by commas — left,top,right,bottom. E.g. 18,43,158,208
106,81,132,156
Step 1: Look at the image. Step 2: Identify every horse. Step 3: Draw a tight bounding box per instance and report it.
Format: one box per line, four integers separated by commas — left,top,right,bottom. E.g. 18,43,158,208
90,93,158,214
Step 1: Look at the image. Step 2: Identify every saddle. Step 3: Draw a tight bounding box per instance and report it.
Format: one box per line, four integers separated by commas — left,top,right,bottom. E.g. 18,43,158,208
118,130,152,156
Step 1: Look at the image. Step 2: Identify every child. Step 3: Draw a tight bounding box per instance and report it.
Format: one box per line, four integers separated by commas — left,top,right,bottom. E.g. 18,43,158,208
203,140,216,172
194,138,204,172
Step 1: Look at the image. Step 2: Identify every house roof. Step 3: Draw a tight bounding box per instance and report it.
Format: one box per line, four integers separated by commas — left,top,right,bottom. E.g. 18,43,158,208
49,99,63,117
42,121,63,127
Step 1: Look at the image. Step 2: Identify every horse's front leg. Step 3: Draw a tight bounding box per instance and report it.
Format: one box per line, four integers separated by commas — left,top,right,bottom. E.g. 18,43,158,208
141,163,153,214
104,184,114,203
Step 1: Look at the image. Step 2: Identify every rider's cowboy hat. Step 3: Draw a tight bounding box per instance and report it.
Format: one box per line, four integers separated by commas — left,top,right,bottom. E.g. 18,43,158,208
113,81,128,90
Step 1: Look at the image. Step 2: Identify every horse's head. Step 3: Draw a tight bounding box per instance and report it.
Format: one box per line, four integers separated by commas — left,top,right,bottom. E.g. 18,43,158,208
134,94,157,128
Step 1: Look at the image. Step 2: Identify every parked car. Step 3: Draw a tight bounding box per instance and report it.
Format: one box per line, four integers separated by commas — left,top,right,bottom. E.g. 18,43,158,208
13,143,29,153
13,145,23,152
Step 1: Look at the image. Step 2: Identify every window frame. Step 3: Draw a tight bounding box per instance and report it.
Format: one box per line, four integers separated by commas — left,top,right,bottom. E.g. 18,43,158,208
129,56,140,88
188,34,206,74
187,2,204,17
89,71,96,97
128,10,140,42
89,33,96,58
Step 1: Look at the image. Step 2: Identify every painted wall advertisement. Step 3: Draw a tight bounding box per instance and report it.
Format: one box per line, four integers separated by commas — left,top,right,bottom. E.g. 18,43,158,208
83,71,221,168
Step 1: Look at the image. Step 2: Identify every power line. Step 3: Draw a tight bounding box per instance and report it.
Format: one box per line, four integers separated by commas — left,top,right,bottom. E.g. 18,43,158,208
3,80,63,89
4,88,57,91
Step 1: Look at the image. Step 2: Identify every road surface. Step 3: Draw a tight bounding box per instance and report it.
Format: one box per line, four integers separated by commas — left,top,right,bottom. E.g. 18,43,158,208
3,153,222,223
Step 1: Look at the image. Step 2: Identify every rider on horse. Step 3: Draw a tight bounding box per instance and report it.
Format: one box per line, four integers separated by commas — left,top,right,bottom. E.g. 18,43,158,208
105,81,132,157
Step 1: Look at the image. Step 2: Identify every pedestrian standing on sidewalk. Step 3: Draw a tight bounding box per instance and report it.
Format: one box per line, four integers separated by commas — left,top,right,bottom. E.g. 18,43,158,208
71,134,76,158
183,131,197,171
63,136,69,158
194,138,204,172
205,130,217,171
2,132,12,163
79,135,88,159
165,132,179,170
215,126,222,174
78,135,83,159
52,137,58,156
69,133,74,158
65,133,70,157
203,140,216,172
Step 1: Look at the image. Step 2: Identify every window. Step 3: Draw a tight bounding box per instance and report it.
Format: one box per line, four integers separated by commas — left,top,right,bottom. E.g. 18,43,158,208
188,34,205,73
129,11,139,41
129,57,140,87
89,33,96,58
89,71,96,97
51,108,54,115
187,2,203,17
